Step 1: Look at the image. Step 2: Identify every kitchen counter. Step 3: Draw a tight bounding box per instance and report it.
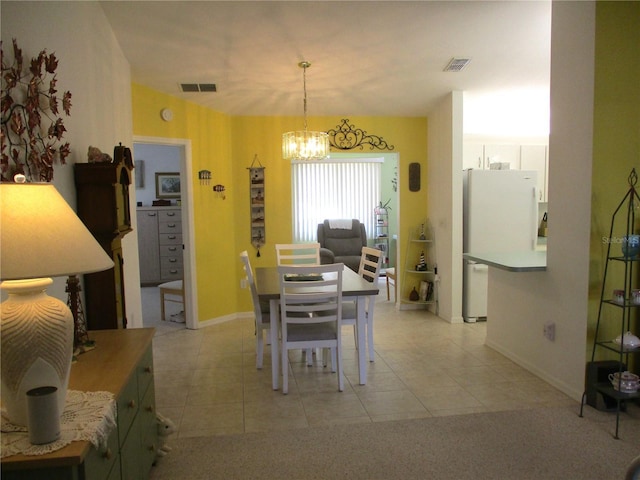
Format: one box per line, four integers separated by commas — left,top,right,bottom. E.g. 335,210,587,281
464,251,547,272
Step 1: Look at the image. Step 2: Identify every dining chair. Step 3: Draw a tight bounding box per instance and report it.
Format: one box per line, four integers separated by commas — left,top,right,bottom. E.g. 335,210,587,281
277,263,345,395
158,279,184,321
275,242,321,365
342,246,383,362
240,251,271,369
275,243,321,266
386,267,396,302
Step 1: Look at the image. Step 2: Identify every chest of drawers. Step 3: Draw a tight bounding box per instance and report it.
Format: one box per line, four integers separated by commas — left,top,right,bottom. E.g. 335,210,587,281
137,207,183,285
1,329,159,480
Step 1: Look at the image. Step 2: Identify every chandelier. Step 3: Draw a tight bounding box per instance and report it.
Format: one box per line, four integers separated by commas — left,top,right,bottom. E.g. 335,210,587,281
282,61,330,161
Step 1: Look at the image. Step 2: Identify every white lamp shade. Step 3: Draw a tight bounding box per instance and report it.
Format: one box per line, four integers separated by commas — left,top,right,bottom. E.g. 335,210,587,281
0,183,114,280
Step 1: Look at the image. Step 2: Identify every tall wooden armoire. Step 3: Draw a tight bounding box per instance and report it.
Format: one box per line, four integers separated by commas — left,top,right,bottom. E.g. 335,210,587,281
74,145,133,329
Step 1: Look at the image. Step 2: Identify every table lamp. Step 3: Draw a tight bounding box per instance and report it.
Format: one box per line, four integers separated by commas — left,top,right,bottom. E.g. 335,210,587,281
0,177,114,426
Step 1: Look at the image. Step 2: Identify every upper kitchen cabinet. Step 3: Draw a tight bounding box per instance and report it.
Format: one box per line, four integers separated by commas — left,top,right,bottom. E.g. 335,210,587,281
463,144,520,170
463,143,485,170
484,144,521,170
520,145,548,202
463,141,549,203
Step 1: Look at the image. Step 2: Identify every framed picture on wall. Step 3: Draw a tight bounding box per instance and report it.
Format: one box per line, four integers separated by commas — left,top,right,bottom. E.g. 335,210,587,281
155,172,181,198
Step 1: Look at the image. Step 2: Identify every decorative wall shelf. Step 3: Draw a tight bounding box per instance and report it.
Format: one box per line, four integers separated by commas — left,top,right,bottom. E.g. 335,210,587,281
248,155,265,256
579,169,640,439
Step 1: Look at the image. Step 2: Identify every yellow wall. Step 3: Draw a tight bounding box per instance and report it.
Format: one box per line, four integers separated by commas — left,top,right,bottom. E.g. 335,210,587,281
132,83,237,322
588,1,640,361
132,84,428,323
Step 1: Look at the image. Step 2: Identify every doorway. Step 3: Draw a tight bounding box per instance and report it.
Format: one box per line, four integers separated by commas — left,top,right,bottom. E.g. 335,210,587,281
133,136,198,330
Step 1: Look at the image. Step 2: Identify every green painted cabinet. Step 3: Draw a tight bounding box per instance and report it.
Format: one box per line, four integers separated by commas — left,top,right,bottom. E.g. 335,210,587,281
1,330,158,480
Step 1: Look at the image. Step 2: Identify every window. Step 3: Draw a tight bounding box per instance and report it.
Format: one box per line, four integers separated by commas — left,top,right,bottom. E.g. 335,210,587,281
292,158,382,242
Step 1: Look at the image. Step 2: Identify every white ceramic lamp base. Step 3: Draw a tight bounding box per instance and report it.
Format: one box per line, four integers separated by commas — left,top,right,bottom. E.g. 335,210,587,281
0,278,74,426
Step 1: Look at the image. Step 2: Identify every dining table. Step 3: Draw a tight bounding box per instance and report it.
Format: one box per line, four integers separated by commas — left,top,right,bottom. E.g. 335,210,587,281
255,266,379,390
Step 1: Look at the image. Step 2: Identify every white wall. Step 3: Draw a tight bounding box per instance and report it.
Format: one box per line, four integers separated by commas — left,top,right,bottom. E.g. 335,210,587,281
1,2,143,328
427,92,464,324
484,1,594,400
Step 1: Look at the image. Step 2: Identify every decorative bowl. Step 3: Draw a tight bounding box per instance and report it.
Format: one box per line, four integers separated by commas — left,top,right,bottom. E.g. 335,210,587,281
614,331,640,349
609,371,640,393
621,234,640,258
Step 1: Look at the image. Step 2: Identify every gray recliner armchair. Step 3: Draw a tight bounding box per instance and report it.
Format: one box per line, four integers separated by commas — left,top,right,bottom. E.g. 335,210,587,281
317,219,367,272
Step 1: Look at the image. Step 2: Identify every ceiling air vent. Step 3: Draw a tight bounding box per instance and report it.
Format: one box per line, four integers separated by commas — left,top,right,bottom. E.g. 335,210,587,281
443,58,471,72
180,83,217,93
180,83,199,92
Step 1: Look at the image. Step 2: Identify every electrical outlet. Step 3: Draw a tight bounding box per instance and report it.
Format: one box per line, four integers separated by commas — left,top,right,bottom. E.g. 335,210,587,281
240,278,247,289
543,321,555,341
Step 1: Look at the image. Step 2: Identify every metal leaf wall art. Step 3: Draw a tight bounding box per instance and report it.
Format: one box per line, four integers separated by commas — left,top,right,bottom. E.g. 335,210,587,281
327,119,394,152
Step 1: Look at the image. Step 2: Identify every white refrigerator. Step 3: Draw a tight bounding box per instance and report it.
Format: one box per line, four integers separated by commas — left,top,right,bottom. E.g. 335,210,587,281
463,169,538,322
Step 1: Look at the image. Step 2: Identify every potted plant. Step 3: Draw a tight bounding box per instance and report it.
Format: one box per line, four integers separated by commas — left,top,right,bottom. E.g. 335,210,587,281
1,38,72,182
374,199,392,215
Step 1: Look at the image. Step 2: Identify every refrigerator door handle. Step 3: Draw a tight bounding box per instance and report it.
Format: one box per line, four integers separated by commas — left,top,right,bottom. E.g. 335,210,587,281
473,264,488,272
532,186,538,249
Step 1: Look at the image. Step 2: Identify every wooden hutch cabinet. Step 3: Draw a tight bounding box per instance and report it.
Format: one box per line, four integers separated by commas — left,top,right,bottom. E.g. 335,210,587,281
74,145,133,330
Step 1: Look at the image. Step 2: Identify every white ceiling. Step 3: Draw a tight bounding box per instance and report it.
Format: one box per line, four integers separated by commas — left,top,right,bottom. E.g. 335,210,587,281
100,1,551,118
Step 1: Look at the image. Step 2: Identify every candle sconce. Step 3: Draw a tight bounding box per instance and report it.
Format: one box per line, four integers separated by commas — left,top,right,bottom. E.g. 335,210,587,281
198,170,211,185
213,184,226,200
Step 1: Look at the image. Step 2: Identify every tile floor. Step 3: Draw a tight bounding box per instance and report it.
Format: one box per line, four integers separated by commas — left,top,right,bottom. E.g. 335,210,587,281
143,283,575,439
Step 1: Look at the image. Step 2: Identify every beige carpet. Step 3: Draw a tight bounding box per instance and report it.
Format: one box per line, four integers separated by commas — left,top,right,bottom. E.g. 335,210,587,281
150,404,640,480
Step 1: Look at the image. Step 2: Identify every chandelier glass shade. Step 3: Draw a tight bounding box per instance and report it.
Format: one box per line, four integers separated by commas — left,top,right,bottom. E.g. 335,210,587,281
282,130,330,161
282,61,329,161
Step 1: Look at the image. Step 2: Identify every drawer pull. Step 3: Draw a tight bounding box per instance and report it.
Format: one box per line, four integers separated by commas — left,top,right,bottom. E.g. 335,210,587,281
103,448,113,460
144,366,152,373
167,235,176,239
146,405,154,413
147,213,157,217
128,399,136,409
168,247,177,251
170,269,178,274
149,444,156,452
167,212,176,216
167,223,176,228
169,258,177,263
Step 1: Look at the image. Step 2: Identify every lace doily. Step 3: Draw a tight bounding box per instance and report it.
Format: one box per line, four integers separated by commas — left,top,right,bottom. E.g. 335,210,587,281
1,390,116,458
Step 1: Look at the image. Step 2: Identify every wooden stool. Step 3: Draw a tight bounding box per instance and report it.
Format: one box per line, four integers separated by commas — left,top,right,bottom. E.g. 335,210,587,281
158,280,184,321
386,268,396,302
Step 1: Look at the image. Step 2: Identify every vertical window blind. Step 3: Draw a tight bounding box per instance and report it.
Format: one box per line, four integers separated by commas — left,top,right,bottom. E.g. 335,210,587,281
291,159,381,242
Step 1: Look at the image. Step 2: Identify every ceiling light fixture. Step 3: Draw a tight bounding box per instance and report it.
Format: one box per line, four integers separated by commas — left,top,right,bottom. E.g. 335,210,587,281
282,61,330,161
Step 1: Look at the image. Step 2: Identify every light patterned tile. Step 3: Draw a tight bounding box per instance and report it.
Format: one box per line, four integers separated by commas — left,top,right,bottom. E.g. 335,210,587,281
414,385,484,411
189,366,245,385
155,383,189,408
178,403,244,437
444,365,510,387
243,396,308,433
301,392,368,421
345,371,406,393
186,382,244,405
358,389,428,416
144,286,571,435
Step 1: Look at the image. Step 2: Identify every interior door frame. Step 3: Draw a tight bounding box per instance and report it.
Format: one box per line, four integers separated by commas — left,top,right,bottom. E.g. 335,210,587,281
133,135,198,330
